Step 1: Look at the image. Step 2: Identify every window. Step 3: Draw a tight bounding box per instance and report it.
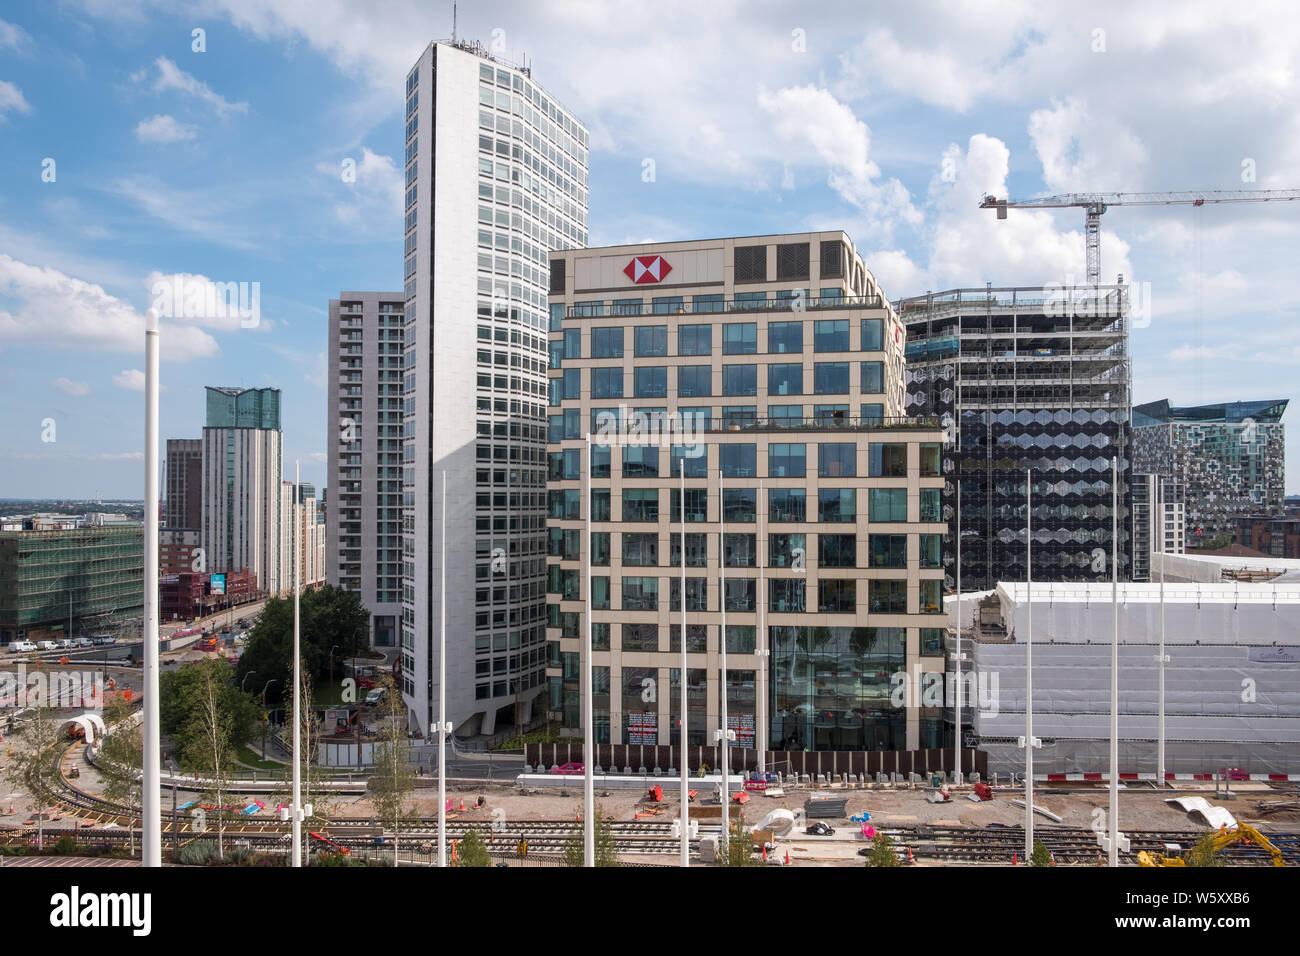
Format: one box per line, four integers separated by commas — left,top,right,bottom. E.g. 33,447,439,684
723,323,757,354
814,362,850,394
734,245,767,282
920,628,944,655
591,489,611,521
861,403,884,424
919,534,942,568
634,326,667,356
814,319,849,352
723,488,756,522
768,443,806,478
769,533,805,568
564,329,581,359
670,577,708,612
548,489,580,520
592,327,623,358
670,488,709,523
813,404,849,425
769,404,803,427
591,532,610,565
820,240,845,279
622,445,659,478
677,365,712,397
868,443,907,477
768,363,803,396
819,443,856,477
622,623,658,652
549,258,565,293
668,624,708,652
678,324,712,355
548,448,580,481
549,303,565,331
776,242,809,280
868,579,907,614
720,443,757,477
868,488,907,522
819,579,856,613
652,295,684,315
693,294,724,313
734,291,767,307
670,446,707,478
678,407,711,432
723,533,756,567
722,365,757,396
868,534,907,568
769,578,805,612
548,527,581,558
622,532,659,566
861,318,883,351
768,321,803,354
819,489,856,522
547,566,580,600
920,488,942,522
592,576,610,610
920,443,942,476
573,300,605,318
726,625,756,653
591,406,623,434
612,298,642,316
622,577,659,612
591,367,623,399
590,444,610,478
724,579,756,611
860,361,884,394
622,488,659,522
670,532,708,566
818,533,857,568
769,489,806,522
634,366,667,397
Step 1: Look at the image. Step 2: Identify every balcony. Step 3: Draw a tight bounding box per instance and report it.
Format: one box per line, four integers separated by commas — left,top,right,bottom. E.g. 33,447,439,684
565,294,883,320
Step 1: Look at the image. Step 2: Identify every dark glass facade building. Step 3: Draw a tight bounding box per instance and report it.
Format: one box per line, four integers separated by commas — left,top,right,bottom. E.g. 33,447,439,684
900,285,1132,590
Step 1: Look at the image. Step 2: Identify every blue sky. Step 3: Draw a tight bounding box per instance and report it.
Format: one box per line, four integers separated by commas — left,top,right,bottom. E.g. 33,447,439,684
2,0,1298,497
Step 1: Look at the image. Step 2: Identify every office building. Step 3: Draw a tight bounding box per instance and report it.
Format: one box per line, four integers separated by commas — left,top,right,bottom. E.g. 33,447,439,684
1133,398,1288,542
546,233,949,752
900,285,1132,589
327,292,405,648
201,386,283,596
1131,473,1185,581
165,438,204,530
400,40,589,737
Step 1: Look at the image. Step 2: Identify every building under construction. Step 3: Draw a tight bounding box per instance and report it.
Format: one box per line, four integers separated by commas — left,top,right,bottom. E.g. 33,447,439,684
900,285,1132,590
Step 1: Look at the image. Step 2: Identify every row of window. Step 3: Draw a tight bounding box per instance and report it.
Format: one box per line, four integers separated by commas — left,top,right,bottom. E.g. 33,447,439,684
548,404,888,441
545,621,946,656
549,529,943,569
547,487,942,523
549,361,887,401
548,442,941,480
549,317,885,357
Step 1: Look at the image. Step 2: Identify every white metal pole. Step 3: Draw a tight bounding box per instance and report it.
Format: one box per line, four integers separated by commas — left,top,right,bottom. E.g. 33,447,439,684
292,460,301,867
757,480,767,774
1025,468,1034,861
1109,456,1119,866
438,470,447,867
583,435,595,866
142,307,161,867
954,478,961,785
718,468,729,845
680,459,689,867
1157,481,1167,789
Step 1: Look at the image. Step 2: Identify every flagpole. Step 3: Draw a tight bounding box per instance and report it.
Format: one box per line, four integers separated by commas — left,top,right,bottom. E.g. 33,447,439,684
583,435,595,866
1109,456,1120,866
437,470,447,867
954,478,961,784
679,458,689,867
718,467,730,847
757,480,767,775
1025,468,1034,861
292,460,301,867
142,307,161,867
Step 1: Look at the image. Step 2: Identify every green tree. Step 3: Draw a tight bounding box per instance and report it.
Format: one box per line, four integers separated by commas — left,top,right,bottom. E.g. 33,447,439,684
863,831,902,867
97,695,143,857
722,816,759,867
160,657,259,755
456,829,492,867
1184,832,1227,867
178,661,237,860
1030,837,1053,867
562,804,620,867
367,677,415,867
2,705,62,851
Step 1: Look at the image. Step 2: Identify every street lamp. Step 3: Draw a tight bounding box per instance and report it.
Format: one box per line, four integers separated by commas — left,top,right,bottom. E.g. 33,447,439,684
261,680,278,759
242,670,257,693
329,644,340,689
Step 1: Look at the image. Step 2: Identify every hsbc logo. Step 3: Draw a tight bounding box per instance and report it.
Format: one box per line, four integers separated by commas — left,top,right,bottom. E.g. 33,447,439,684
624,255,672,285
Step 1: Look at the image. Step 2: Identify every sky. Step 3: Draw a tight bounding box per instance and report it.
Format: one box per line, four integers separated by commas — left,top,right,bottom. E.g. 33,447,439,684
1,0,1299,498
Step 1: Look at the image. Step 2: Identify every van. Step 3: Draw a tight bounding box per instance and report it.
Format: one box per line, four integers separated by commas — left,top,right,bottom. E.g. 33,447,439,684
364,687,387,706
8,641,37,653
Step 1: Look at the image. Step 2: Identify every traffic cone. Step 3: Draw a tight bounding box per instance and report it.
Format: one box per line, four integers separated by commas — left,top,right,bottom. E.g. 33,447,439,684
784,850,790,866
459,798,465,812
762,845,767,862
907,846,914,864
1012,851,1017,866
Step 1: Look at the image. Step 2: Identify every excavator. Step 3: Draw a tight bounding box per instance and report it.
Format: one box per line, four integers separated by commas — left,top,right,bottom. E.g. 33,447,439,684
1138,824,1284,867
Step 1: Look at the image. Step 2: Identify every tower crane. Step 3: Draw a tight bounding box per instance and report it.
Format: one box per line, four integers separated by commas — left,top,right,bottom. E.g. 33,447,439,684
980,189,1300,284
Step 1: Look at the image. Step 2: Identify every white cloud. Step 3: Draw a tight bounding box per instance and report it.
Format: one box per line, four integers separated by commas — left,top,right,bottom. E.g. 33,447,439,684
112,369,146,390
53,377,91,396
1167,344,1222,361
0,80,31,118
0,18,31,52
144,271,268,332
113,178,262,250
151,56,248,117
317,147,403,223
135,113,198,143
1028,97,1148,193
0,254,218,360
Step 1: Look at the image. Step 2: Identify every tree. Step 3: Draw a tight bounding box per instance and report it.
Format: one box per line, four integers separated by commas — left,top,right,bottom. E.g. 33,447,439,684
1030,837,1053,867
97,695,143,857
722,816,759,867
160,657,258,755
562,803,620,867
367,676,415,867
456,830,491,867
178,661,237,860
863,831,902,867
1185,832,1227,867
3,705,62,851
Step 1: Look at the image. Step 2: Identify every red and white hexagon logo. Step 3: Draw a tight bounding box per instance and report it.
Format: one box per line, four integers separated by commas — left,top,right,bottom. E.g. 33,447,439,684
623,254,672,284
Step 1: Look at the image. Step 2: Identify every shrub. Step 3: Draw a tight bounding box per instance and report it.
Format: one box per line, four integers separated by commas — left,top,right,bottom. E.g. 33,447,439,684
176,841,218,866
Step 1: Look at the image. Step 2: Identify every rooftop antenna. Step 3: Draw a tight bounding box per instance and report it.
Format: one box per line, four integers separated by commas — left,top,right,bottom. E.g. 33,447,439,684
452,1,457,44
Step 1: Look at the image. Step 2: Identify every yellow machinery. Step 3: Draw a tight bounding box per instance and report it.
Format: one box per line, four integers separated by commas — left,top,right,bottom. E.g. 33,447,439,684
1138,824,1284,867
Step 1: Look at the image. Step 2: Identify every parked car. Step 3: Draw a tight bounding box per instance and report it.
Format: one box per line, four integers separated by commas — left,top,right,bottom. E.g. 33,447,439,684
55,639,73,650
37,640,58,651
72,637,93,648
7,640,37,653
364,687,387,706
91,635,116,646
549,762,584,775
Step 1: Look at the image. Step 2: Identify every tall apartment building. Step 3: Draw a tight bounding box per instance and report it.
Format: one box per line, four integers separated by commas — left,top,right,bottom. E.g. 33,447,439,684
546,233,949,752
201,386,283,597
327,293,405,648
279,482,325,593
165,438,203,529
900,285,1132,590
1131,473,1185,581
1133,398,1288,542
401,41,589,736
